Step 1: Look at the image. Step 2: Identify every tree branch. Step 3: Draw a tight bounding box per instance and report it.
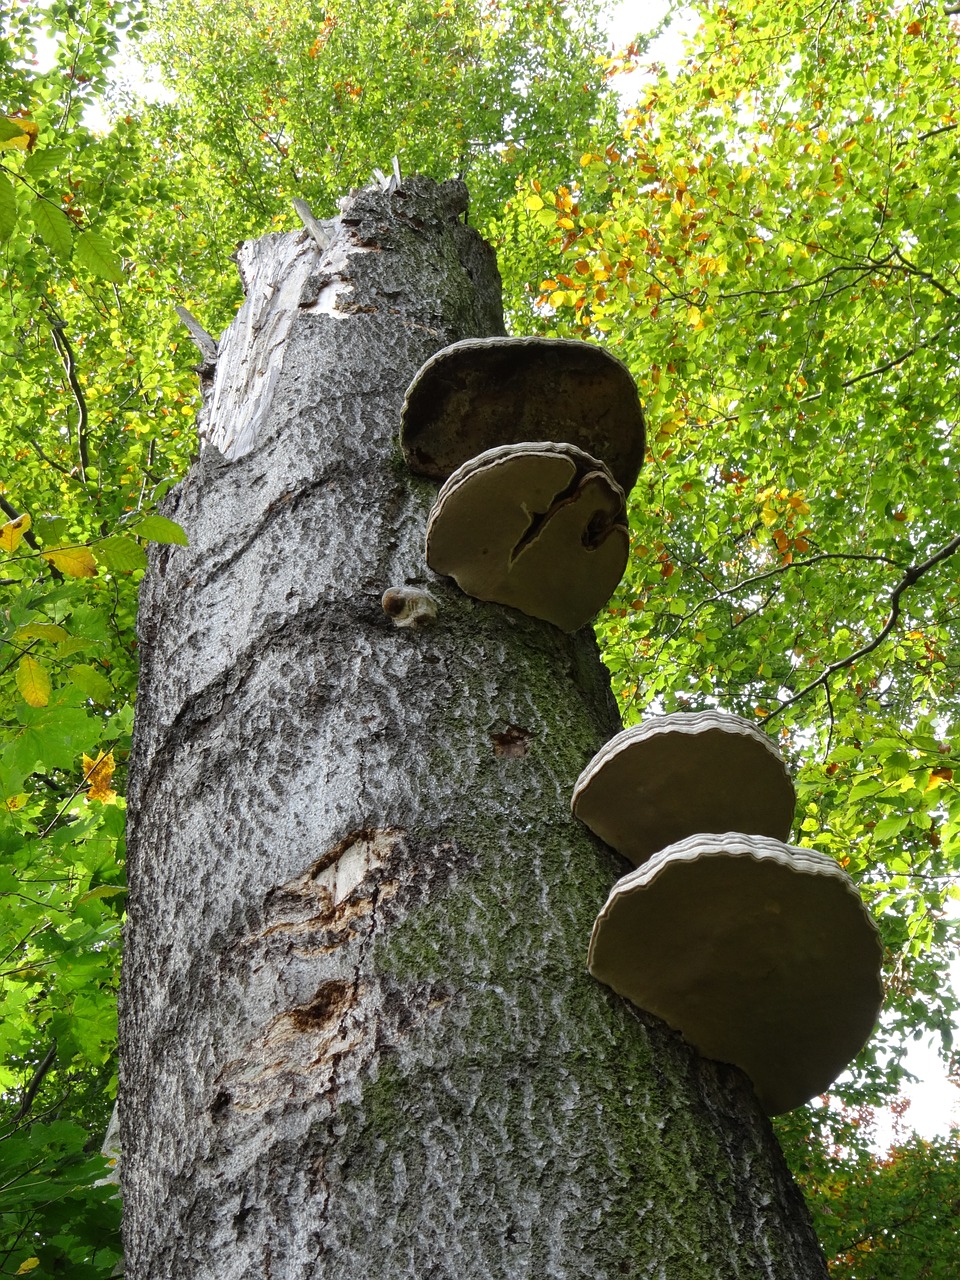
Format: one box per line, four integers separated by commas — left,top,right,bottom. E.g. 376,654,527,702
48,321,91,484
885,247,959,301
0,495,64,581
762,532,960,722
11,1041,57,1125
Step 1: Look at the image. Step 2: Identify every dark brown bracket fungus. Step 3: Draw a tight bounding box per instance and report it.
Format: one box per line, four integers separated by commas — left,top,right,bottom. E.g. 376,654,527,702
587,832,884,1115
425,441,629,632
400,336,646,497
572,710,796,867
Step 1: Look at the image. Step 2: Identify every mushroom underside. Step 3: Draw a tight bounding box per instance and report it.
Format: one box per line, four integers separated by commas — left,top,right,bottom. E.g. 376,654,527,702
401,336,646,496
588,833,884,1115
573,713,796,865
426,442,629,632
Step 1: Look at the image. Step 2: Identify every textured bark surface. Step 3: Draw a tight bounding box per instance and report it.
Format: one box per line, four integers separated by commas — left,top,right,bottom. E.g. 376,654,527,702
121,177,829,1279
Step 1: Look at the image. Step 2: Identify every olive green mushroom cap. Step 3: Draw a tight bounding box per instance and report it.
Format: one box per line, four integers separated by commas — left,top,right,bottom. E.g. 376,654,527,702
401,336,646,496
572,711,796,866
425,441,628,632
587,832,884,1115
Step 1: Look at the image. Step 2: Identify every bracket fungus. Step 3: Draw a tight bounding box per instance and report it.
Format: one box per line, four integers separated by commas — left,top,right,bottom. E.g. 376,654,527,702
572,711,796,866
425,441,629,632
400,336,646,497
587,832,884,1115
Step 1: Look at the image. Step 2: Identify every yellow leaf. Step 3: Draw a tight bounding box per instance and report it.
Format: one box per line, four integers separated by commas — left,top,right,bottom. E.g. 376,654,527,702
16,656,50,708
5,794,29,811
78,883,126,905
16,1259,41,1275
523,193,544,212
44,545,98,577
15,622,68,644
0,513,30,551
82,751,117,803
1,117,38,153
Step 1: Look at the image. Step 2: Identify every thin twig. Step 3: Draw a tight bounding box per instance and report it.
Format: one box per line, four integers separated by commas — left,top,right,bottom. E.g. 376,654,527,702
703,550,903,600
762,532,960,722
916,122,959,143
0,495,64,581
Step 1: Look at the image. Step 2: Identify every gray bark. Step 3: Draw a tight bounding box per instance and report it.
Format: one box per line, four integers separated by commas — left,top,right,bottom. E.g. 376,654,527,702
121,176,828,1280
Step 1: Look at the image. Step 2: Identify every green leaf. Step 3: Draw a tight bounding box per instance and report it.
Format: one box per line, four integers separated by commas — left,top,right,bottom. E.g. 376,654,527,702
16,656,51,708
23,146,67,178
31,198,74,261
11,704,98,775
76,884,126,905
0,175,17,241
68,665,114,704
73,229,124,283
0,118,27,143
93,535,148,572
135,515,189,545
873,814,911,842
15,622,69,644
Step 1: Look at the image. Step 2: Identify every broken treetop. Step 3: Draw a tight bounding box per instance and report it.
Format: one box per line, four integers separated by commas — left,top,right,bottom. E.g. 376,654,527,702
399,336,646,497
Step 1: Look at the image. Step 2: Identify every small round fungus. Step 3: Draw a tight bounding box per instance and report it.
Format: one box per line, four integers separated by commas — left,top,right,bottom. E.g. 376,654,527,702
587,832,884,1115
572,710,796,866
425,441,629,632
381,586,439,628
400,336,646,496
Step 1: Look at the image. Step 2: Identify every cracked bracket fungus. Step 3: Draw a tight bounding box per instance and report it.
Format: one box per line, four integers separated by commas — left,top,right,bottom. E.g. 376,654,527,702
399,335,646,497
572,710,797,867
425,441,629,631
588,832,884,1115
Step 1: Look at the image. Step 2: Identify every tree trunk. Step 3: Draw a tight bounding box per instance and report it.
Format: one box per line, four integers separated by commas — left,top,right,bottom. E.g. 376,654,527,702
121,176,828,1279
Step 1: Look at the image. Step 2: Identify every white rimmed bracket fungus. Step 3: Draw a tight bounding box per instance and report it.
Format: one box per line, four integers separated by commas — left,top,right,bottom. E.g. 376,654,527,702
425,441,629,632
572,710,796,867
400,335,646,497
586,832,884,1115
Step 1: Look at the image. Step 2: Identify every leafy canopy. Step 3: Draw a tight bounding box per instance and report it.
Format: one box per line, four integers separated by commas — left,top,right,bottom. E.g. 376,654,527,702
518,0,960,1262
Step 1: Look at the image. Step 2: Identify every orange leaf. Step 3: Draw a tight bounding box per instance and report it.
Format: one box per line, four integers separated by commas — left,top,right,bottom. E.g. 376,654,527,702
82,750,117,803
